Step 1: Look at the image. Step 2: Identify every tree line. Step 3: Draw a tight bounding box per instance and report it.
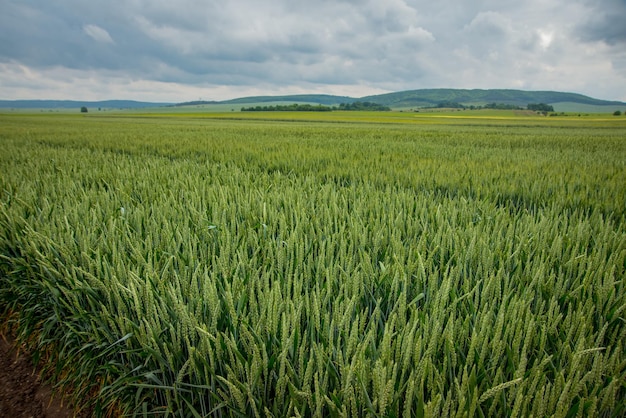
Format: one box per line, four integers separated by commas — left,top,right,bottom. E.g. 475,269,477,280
427,102,555,112
241,101,391,112
241,104,332,112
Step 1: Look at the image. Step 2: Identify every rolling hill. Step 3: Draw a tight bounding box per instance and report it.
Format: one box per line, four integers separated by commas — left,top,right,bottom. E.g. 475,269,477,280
221,94,354,106
214,89,626,111
360,89,626,108
0,100,171,109
1,89,624,111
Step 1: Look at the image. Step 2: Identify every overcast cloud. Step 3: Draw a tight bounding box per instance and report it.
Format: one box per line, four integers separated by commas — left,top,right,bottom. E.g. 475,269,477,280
1,0,625,101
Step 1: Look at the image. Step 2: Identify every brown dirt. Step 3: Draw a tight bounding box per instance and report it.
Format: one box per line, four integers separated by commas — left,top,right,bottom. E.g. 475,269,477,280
0,334,83,418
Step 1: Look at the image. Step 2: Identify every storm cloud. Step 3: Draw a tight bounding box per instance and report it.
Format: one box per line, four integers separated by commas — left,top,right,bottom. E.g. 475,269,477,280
1,0,625,101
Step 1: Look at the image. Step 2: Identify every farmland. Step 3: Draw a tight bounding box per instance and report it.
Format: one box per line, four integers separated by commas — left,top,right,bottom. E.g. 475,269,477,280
0,111,625,417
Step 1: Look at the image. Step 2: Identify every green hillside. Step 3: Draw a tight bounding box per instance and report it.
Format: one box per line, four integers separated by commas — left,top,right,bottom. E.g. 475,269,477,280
2,89,624,111
549,102,626,113
0,99,171,109
221,94,354,105
216,89,626,111
360,89,626,108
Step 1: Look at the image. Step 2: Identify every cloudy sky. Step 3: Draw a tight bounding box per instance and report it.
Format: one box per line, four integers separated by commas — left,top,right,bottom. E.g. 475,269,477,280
1,0,625,102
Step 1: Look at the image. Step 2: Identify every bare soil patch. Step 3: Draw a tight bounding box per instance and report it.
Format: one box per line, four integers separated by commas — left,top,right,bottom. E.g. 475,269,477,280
0,334,83,418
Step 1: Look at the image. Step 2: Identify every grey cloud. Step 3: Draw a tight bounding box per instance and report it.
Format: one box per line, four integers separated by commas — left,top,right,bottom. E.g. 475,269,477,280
465,11,512,38
0,0,625,101
577,0,626,45
83,25,114,44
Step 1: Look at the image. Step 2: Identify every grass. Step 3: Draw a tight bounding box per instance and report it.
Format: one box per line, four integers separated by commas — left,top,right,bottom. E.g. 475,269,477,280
102,107,626,124
0,111,625,417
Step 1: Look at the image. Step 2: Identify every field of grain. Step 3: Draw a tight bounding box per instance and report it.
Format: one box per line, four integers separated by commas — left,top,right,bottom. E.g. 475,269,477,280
1,112,625,417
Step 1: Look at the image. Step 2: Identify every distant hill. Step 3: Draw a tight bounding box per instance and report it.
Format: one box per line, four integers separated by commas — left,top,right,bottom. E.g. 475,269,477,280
359,89,626,109
215,89,626,111
0,100,172,109
1,89,624,111
221,94,355,105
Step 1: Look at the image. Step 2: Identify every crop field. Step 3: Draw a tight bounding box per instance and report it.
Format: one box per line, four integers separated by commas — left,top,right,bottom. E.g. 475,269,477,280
0,112,625,417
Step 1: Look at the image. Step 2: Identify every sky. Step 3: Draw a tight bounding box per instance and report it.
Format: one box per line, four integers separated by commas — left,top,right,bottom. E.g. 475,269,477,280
1,0,625,102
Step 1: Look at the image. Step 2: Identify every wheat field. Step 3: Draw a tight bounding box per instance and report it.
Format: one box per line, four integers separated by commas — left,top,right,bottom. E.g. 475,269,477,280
0,113,625,417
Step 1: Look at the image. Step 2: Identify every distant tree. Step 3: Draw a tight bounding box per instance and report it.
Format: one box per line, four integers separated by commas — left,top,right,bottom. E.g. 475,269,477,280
241,103,332,112
338,101,391,111
484,102,521,110
613,110,622,116
435,101,466,109
80,106,88,113
527,103,554,112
